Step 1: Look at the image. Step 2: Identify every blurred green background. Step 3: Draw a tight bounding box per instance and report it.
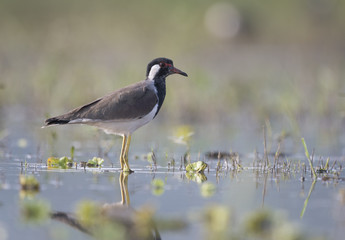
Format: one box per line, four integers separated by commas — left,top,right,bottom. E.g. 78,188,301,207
1,0,345,154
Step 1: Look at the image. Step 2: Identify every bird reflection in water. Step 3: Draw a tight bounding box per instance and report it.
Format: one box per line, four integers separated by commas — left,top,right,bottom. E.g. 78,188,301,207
51,172,161,240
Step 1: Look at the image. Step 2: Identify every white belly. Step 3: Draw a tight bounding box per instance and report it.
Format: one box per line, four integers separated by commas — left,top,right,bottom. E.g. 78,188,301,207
71,104,158,135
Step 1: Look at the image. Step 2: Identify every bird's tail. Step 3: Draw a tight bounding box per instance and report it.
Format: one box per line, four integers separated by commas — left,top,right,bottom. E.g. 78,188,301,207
42,117,70,128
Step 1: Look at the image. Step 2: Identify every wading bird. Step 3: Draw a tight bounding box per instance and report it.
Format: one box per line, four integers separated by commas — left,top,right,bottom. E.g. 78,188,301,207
43,58,188,172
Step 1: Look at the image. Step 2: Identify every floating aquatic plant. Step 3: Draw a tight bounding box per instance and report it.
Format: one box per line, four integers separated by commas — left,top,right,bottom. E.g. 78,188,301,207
186,161,208,173
47,156,74,169
185,161,208,183
85,157,104,168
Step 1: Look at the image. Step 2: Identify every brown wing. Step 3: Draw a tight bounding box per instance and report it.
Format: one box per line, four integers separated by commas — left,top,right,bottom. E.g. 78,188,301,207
45,81,158,125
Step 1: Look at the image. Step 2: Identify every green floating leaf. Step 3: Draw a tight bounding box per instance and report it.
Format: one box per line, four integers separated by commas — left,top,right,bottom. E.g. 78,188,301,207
151,178,165,196
186,161,208,173
86,157,104,167
47,156,74,169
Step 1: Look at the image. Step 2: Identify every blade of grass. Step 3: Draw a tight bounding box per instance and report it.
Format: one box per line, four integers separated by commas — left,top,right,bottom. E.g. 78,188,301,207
324,157,330,170
70,146,75,161
301,138,317,179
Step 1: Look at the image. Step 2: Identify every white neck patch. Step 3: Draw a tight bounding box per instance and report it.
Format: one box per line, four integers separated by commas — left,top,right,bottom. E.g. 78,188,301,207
148,64,161,80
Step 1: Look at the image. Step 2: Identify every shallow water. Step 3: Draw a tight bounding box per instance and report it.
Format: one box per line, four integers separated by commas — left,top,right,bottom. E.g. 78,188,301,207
1,148,345,240
0,108,345,239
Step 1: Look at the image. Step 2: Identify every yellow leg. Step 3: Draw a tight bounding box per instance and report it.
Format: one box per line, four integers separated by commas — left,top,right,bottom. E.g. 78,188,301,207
123,134,133,172
119,172,125,205
119,135,127,170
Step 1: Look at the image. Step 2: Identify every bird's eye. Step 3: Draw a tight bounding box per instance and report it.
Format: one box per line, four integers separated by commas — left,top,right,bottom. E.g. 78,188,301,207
159,62,166,67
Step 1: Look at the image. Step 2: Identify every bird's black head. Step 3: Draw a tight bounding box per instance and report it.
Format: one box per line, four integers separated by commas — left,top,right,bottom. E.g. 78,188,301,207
146,57,188,80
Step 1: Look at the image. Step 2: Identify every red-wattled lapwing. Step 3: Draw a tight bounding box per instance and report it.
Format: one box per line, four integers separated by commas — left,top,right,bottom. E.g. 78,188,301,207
43,58,188,172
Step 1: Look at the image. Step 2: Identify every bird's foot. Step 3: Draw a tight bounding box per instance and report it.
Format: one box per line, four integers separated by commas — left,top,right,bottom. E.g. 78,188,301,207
122,167,134,173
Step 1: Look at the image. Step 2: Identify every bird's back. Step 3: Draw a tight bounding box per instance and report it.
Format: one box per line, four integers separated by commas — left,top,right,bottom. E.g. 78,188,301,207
45,80,158,126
